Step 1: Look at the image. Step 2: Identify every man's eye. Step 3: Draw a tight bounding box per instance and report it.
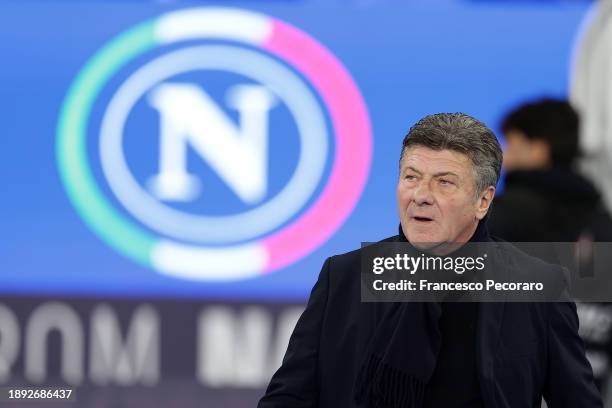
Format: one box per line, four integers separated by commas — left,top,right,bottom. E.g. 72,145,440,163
405,175,416,181
439,179,453,185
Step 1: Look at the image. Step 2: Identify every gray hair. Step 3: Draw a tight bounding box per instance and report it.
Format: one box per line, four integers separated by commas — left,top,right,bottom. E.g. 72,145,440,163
400,113,502,195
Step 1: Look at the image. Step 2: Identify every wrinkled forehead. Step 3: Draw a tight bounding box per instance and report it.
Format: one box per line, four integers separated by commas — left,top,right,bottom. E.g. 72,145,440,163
400,146,475,176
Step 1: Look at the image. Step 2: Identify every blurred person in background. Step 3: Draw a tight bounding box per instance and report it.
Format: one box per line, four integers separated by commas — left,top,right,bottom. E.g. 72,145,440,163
488,98,612,397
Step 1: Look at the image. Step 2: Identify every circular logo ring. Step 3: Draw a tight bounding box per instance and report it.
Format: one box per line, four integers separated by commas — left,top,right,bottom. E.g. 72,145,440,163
57,7,372,281
99,44,329,244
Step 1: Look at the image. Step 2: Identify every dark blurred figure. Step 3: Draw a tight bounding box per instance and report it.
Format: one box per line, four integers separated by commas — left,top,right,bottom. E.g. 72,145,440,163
489,98,612,396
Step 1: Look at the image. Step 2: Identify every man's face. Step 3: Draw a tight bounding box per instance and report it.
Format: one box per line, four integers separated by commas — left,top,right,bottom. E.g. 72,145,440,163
397,146,494,253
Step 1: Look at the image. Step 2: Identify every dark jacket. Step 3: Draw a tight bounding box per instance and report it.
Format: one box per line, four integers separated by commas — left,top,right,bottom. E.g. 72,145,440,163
489,168,612,390
258,232,602,408
489,168,612,243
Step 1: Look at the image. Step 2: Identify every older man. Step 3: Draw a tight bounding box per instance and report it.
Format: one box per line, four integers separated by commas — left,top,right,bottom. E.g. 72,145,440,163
258,113,601,408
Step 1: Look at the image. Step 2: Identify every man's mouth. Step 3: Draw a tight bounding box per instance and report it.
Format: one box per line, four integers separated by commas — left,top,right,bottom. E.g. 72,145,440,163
412,216,433,223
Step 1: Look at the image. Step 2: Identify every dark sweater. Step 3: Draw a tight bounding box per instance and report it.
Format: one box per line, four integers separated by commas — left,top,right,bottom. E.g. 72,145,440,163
423,302,483,408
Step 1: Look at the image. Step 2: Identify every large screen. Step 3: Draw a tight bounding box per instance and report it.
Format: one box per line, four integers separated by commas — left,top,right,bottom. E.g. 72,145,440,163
0,1,595,406
1,0,590,300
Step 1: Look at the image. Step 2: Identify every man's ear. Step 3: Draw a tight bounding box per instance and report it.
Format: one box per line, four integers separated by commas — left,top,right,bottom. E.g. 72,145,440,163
476,186,496,220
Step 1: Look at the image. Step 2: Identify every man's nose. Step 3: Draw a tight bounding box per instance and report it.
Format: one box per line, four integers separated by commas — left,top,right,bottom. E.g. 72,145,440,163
413,180,434,205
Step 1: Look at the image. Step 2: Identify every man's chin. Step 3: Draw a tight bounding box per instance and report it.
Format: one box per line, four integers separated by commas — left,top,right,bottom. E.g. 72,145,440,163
404,228,439,247
409,240,466,256
405,231,436,246
409,241,439,252
405,232,448,254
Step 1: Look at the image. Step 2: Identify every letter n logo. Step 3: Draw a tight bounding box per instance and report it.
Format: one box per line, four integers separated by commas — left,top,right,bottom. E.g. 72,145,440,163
57,7,372,282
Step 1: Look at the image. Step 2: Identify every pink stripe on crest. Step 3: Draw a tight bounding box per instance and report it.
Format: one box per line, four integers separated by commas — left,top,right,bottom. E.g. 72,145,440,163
262,19,372,271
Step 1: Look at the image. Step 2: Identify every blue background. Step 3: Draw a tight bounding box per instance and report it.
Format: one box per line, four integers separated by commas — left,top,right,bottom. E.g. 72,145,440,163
0,0,593,300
